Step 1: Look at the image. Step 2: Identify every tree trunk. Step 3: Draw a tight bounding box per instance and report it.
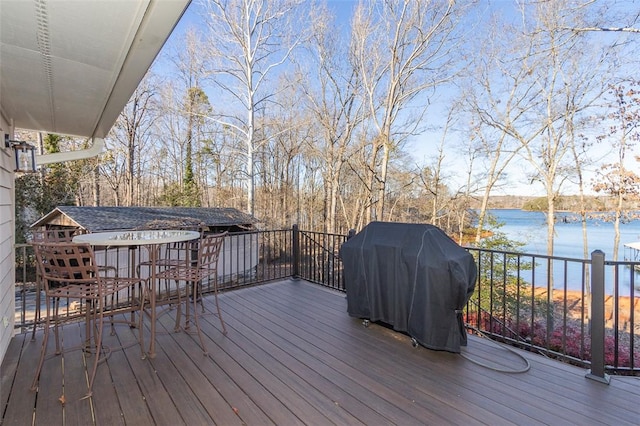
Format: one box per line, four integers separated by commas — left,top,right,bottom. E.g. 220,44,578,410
379,141,390,221
93,164,100,206
613,191,623,261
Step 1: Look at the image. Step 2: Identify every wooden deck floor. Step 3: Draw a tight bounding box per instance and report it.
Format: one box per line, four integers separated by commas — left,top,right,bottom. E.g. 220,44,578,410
2,279,640,425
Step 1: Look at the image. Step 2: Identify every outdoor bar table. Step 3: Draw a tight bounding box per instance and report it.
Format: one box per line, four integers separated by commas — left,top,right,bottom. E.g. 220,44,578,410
73,229,200,358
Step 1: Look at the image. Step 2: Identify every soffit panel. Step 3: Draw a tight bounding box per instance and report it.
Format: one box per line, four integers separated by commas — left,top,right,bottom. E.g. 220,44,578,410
0,0,190,139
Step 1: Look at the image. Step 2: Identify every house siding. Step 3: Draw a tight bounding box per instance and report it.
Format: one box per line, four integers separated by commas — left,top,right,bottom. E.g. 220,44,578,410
0,129,15,364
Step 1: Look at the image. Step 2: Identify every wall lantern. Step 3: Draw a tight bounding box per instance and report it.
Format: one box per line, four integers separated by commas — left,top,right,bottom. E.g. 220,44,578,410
5,135,37,173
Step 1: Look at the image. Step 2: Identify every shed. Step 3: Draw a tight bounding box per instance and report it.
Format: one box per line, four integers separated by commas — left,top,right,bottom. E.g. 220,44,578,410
31,206,258,233
31,206,261,283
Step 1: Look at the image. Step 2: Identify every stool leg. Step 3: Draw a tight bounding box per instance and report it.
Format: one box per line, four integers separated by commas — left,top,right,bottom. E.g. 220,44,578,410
30,296,52,391
53,297,62,355
213,276,227,336
139,282,146,359
31,279,41,341
191,279,208,355
82,299,104,399
173,279,183,332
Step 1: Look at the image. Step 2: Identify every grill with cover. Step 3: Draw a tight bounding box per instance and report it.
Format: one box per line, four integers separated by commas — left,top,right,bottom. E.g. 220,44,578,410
340,221,477,353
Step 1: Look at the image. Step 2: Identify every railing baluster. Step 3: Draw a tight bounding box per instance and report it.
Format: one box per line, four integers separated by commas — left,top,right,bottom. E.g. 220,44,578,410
292,224,300,279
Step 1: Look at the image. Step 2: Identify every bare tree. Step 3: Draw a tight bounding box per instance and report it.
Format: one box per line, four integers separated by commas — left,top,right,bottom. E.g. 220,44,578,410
258,73,311,228
592,81,640,260
562,2,640,35
151,29,214,206
351,0,469,222
201,0,306,215
103,75,159,206
420,105,456,229
99,142,125,206
299,2,365,233
340,135,377,231
517,0,618,257
461,11,541,243
177,30,211,206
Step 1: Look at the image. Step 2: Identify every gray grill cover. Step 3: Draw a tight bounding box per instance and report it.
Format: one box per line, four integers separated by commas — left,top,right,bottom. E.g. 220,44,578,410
340,222,477,353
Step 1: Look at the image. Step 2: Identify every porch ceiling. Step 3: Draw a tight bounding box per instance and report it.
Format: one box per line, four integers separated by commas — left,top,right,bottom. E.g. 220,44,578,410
0,0,190,139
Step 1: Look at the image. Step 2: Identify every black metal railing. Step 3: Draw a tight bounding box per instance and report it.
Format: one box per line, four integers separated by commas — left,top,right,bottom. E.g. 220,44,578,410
13,225,640,377
207,228,295,292
14,244,35,329
296,226,349,290
462,247,638,377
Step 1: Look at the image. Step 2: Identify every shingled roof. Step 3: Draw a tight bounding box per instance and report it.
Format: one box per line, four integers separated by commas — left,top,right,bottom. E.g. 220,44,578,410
31,206,259,232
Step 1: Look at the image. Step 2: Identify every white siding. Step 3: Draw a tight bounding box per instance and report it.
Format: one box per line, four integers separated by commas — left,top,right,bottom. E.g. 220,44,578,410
0,128,15,364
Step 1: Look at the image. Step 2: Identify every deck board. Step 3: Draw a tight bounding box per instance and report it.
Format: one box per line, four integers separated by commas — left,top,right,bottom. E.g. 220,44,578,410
236,284,532,424
223,286,456,424
108,324,159,425
2,279,640,425
0,332,21,414
220,293,390,425
1,335,34,426
61,323,96,424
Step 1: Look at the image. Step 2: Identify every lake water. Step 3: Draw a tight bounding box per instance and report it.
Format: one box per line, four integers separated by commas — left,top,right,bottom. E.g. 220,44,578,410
489,209,640,260
486,209,640,294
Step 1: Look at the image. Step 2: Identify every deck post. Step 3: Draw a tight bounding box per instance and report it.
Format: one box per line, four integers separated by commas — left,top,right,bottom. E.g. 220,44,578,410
292,224,300,279
586,250,610,384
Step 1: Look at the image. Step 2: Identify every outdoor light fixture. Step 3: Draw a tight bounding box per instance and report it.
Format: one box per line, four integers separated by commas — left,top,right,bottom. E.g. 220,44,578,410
4,135,37,173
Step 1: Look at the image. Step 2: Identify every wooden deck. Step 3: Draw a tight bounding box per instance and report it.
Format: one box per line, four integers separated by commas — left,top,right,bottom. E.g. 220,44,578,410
2,279,639,425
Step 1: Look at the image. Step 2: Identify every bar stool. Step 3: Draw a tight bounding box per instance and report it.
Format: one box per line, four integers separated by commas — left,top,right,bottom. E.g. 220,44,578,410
155,232,228,355
30,241,147,398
